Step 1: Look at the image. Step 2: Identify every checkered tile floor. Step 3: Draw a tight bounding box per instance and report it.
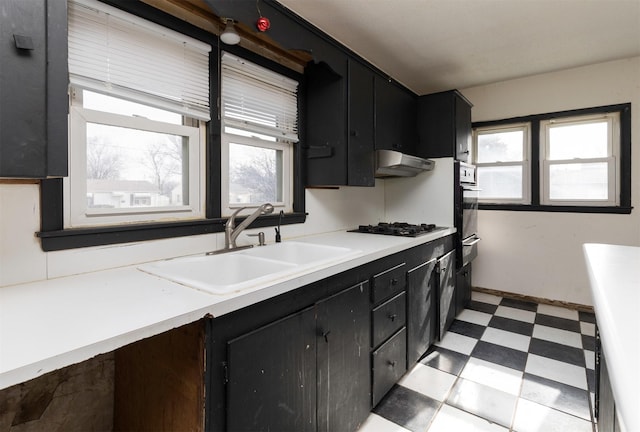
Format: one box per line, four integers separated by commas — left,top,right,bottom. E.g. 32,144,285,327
358,291,597,432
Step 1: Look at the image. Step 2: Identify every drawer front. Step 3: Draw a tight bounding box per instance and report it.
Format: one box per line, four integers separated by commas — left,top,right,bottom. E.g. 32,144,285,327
372,327,407,406
371,263,406,304
372,292,406,348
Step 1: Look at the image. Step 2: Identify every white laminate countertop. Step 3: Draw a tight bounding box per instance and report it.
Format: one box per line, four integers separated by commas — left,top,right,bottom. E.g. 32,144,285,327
583,243,640,432
0,228,455,391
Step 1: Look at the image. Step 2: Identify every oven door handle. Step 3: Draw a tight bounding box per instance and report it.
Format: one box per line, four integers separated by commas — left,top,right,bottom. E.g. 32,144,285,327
462,237,481,247
462,185,482,191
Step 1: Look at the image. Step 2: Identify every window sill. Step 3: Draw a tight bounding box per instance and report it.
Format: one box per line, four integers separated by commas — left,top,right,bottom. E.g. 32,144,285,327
478,204,633,214
37,212,307,252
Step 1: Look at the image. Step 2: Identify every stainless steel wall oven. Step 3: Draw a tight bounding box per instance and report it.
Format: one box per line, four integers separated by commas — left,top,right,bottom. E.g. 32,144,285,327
455,161,481,268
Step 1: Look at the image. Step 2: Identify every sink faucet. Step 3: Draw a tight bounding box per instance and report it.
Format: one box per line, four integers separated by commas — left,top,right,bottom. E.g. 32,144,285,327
225,203,274,250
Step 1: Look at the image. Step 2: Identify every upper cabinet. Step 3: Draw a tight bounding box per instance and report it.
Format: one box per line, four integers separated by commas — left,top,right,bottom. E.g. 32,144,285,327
374,76,418,155
0,0,68,178
305,59,376,187
416,90,473,162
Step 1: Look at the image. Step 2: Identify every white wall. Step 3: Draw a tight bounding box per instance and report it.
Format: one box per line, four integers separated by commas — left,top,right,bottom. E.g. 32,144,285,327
0,181,387,286
461,57,640,306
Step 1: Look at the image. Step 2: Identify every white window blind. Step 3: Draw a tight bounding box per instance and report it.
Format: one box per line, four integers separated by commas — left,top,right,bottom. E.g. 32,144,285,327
221,52,299,142
68,0,211,120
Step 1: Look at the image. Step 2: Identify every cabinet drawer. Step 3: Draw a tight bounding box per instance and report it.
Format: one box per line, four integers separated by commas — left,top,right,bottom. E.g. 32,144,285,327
372,327,407,406
371,263,406,304
372,292,406,348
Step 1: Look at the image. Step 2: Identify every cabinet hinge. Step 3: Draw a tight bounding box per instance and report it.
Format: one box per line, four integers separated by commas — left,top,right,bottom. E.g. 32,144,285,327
222,361,229,385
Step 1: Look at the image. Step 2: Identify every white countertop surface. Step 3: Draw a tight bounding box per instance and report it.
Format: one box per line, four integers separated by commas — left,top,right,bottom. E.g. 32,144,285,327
583,243,640,432
0,228,455,390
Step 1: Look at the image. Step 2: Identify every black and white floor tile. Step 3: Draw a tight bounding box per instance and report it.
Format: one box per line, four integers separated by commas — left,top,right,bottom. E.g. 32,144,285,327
358,291,597,432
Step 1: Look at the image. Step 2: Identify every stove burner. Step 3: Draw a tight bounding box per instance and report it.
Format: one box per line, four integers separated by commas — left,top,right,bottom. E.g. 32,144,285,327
351,222,439,237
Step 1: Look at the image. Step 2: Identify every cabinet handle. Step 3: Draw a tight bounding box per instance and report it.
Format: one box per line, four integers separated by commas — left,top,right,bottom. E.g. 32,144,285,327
388,360,396,368
322,330,331,343
390,278,398,286
388,313,397,322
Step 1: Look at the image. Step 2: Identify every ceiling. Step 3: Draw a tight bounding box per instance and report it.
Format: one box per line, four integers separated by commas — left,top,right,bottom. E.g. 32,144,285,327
276,0,640,95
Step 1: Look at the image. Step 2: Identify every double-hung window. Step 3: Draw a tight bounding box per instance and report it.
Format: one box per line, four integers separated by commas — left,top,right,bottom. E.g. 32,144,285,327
474,123,530,204
65,0,210,227
472,104,630,212
220,52,298,216
540,113,620,206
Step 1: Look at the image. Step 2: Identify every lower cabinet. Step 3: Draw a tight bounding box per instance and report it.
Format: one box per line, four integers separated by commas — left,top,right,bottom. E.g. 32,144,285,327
114,234,456,432
370,262,407,406
596,327,623,432
437,250,456,340
226,282,371,432
406,258,437,365
456,263,472,315
316,283,371,432
226,307,317,432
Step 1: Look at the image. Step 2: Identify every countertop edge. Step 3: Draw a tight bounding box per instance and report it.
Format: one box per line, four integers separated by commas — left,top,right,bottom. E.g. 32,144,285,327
0,228,456,390
583,243,640,432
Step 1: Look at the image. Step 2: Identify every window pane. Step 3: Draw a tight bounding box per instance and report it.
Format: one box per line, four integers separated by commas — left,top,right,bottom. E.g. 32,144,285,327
549,162,608,200
477,130,523,163
229,143,282,205
478,166,523,200
83,91,183,125
548,121,608,160
86,123,187,209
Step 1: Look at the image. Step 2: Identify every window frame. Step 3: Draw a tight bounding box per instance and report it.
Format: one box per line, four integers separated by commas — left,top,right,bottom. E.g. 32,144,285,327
219,52,299,216
539,112,620,207
221,132,293,215
473,103,632,214
37,0,307,252
473,122,531,205
65,91,206,227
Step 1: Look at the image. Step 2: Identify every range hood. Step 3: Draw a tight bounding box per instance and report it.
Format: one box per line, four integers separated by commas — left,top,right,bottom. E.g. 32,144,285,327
375,150,435,178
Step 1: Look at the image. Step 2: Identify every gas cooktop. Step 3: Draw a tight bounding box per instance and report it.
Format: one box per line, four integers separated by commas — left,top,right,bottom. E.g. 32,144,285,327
349,222,443,237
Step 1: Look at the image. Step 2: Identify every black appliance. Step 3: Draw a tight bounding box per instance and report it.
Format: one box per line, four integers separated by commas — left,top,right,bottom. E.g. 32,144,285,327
455,161,481,268
350,222,444,237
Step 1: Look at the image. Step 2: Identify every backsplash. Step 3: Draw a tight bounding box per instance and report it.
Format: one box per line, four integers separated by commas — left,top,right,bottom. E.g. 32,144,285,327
0,161,453,288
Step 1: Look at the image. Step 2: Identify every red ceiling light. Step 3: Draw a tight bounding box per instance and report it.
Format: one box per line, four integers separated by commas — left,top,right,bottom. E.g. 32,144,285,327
255,0,270,32
256,16,270,32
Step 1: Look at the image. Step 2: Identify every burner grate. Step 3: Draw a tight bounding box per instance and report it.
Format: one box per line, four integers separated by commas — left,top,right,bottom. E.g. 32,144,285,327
350,222,439,237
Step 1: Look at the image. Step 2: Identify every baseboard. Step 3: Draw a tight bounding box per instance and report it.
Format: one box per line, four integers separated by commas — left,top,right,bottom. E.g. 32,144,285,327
472,286,594,313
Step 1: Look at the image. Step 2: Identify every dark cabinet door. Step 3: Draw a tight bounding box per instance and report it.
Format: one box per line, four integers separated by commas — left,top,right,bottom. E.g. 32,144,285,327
455,264,472,315
347,60,375,186
374,76,417,154
407,258,437,365
316,281,371,432
597,351,616,432
437,250,456,340
455,95,472,162
305,61,348,186
0,0,67,178
306,59,376,187
416,90,472,162
227,307,317,432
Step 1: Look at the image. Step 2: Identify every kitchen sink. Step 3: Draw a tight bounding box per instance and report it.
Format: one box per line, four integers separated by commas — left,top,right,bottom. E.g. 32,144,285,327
240,241,359,265
138,241,361,295
138,253,297,294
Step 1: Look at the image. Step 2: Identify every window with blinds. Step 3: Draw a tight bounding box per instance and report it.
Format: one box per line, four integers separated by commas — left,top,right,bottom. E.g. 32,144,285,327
68,0,211,120
220,52,299,215
65,0,209,228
